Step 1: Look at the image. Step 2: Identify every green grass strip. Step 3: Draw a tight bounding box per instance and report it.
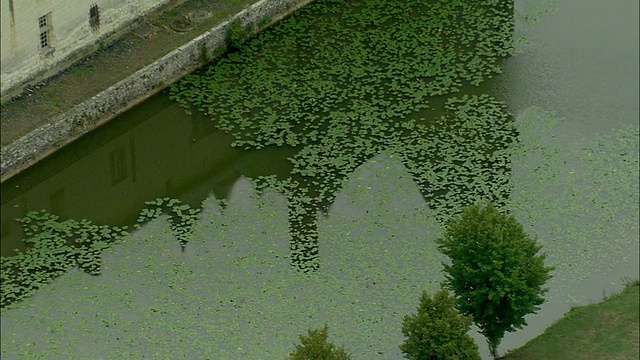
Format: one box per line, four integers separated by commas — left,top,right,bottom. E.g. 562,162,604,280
502,280,639,360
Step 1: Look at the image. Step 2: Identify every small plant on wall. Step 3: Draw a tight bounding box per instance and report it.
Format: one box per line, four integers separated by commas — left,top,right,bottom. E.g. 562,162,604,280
226,18,255,50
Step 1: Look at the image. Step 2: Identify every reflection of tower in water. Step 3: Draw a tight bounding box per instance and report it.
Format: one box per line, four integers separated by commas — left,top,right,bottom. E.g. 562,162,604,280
281,93,517,273
268,0,517,272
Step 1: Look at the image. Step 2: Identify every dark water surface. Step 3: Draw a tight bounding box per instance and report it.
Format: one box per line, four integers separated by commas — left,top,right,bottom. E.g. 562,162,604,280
1,0,638,358
1,93,297,255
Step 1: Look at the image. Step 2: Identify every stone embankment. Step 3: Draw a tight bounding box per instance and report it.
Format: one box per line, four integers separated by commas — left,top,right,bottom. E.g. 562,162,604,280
0,0,314,182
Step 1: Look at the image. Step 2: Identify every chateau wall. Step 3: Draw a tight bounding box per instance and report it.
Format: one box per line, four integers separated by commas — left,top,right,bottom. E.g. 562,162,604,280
1,0,315,181
1,0,176,100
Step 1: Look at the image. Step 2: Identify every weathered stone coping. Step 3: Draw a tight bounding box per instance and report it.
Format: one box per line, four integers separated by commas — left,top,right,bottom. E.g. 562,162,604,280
0,0,315,183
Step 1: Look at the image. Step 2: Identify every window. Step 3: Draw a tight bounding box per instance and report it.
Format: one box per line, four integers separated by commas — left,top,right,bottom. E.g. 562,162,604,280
190,113,217,143
38,15,47,29
39,31,49,48
89,4,100,31
38,13,52,49
109,146,128,186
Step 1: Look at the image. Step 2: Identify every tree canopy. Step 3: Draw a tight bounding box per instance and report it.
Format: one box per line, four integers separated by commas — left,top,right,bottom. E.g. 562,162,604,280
437,203,553,358
289,324,351,360
400,288,481,360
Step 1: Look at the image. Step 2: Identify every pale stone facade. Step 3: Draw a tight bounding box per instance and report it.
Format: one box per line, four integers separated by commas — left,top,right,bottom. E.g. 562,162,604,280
0,0,174,101
0,0,315,182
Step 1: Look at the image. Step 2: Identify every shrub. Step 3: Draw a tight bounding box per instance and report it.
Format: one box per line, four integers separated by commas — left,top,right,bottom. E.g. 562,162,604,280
400,288,481,360
289,324,351,360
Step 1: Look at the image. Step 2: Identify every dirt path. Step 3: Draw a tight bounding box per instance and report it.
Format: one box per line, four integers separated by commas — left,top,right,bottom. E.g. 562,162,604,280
0,0,259,148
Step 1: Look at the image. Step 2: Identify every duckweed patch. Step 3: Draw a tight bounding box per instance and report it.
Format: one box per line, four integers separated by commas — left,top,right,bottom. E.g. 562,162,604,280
507,107,639,304
512,0,559,53
170,0,517,271
0,211,128,309
0,155,446,359
172,0,515,149
135,197,202,251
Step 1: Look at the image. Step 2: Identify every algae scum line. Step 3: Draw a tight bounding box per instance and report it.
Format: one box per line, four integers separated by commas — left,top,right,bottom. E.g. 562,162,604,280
1,0,638,358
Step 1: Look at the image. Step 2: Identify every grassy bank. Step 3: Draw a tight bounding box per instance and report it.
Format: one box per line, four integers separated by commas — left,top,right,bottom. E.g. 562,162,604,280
502,280,639,360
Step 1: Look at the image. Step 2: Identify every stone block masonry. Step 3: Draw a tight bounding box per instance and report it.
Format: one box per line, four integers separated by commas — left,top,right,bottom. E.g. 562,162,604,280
0,0,316,182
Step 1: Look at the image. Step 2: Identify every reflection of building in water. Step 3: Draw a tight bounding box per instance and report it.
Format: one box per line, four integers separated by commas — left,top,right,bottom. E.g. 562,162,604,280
109,144,131,186
0,0,174,101
0,94,295,256
49,188,65,215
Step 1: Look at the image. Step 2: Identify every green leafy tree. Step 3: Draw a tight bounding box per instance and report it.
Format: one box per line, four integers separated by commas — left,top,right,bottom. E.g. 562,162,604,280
437,203,554,358
400,288,481,360
289,324,351,360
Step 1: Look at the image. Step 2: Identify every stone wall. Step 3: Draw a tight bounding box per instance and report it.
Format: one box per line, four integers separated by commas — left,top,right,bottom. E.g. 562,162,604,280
0,0,316,182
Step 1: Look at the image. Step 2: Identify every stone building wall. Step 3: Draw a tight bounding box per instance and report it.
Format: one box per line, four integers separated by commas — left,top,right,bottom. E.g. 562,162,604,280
0,0,315,181
0,0,175,101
